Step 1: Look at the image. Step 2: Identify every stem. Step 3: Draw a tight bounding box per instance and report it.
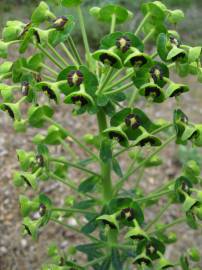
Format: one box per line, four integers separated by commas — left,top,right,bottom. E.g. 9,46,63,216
110,14,116,33
60,42,78,66
40,63,58,76
59,138,78,161
84,256,108,267
114,135,176,194
51,207,94,215
44,116,99,161
50,172,98,201
151,51,158,58
50,158,100,177
21,67,55,81
47,42,68,67
135,13,151,36
143,28,155,43
67,36,82,65
97,67,114,94
77,6,91,66
128,86,138,108
151,123,173,135
51,218,101,242
109,69,123,83
37,43,64,69
149,217,186,235
135,166,145,188
104,70,134,92
145,199,172,231
105,82,134,96
168,63,176,68
49,172,78,191
97,109,113,203
135,190,173,203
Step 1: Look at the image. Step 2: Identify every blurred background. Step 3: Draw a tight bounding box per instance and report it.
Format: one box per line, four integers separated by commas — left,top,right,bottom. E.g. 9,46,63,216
1,1,202,269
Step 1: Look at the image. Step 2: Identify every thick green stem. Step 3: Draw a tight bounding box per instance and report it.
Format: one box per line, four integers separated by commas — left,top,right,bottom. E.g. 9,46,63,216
77,6,91,66
110,14,116,33
135,13,151,36
97,109,113,203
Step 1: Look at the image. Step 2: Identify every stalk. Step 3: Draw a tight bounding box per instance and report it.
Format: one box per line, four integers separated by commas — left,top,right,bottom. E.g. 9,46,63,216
47,42,68,66
97,109,113,203
103,70,134,92
143,28,155,43
37,43,64,69
67,36,82,65
114,135,176,194
77,6,91,66
105,81,134,96
135,13,151,36
60,42,78,66
110,14,116,33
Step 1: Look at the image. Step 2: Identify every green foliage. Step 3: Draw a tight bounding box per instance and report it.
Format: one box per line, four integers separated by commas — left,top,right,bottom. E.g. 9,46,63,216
1,1,202,269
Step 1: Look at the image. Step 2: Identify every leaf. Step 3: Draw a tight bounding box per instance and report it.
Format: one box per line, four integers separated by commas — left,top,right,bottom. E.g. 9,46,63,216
157,33,168,61
78,176,99,194
99,4,130,24
81,214,98,234
168,9,184,24
97,94,109,107
112,158,123,177
61,0,82,7
76,243,103,258
100,138,112,162
188,46,201,63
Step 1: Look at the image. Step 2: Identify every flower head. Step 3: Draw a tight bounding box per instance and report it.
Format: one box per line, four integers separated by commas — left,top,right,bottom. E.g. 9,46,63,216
125,113,141,129
99,53,118,66
42,85,57,101
67,70,84,87
36,154,44,167
169,36,181,48
150,65,163,83
21,81,30,96
52,16,68,30
116,36,131,53
120,207,135,222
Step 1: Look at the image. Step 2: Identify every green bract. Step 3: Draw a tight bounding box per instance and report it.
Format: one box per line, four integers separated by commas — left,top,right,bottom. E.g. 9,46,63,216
1,1,202,269
90,4,133,24
61,0,82,7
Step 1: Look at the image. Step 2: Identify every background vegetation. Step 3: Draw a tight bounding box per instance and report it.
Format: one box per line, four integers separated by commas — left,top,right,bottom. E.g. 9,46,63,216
1,0,202,46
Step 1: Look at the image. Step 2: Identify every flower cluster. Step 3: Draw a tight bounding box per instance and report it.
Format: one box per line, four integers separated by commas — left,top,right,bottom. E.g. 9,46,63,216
1,0,202,269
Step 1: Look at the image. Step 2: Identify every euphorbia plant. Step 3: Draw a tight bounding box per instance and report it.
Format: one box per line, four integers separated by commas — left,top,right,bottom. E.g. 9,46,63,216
1,0,202,269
